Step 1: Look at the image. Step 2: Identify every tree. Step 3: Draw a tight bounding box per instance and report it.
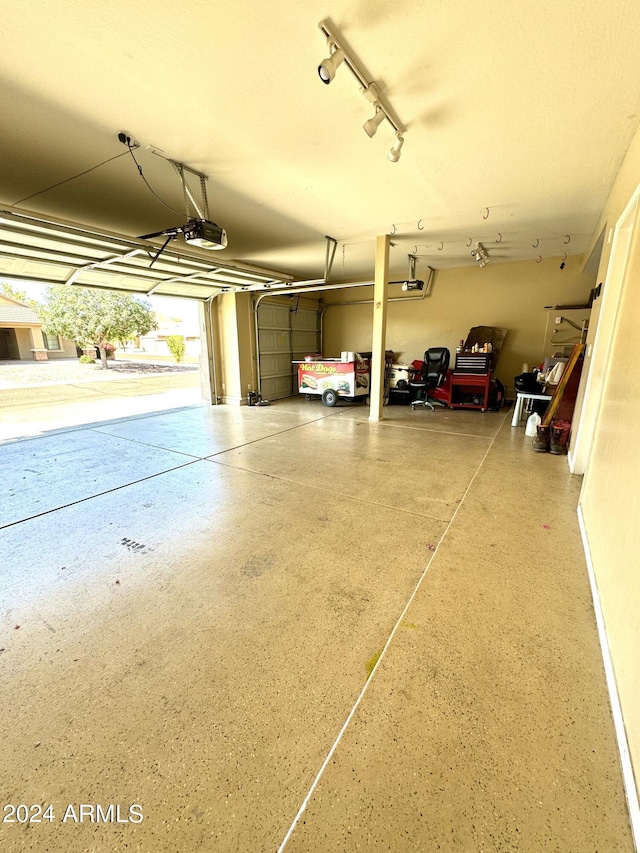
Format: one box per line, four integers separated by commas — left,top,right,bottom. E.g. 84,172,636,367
36,286,158,368
1,282,38,308
166,334,186,363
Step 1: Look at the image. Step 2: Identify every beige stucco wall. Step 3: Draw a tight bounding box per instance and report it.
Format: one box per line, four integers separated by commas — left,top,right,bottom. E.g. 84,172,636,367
214,293,243,404
46,338,77,358
236,293,257,398
577,123,640,784
14,327,35,359
322,255,595,394
1,293,77,359
211,292,257,405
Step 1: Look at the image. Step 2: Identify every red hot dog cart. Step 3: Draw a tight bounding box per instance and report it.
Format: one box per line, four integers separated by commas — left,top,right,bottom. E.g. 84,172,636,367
294,356,370,407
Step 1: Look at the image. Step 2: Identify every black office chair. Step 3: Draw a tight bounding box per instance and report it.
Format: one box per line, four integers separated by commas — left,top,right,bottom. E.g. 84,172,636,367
409,347,450,410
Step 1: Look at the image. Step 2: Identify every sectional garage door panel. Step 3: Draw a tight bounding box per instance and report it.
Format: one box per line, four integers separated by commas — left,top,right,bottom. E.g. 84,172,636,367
0,208,292,299
291,328,320,356
291,311,321,392
259,352,292,375
291,307,321,354
291,307,320,332
257,302,320,400
257,328,292,352
260,352,294,400
257,303,293,401
291,308,321,358
261,372,295,401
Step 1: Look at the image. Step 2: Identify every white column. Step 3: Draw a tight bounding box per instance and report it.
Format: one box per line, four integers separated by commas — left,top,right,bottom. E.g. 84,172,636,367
369,234,390,422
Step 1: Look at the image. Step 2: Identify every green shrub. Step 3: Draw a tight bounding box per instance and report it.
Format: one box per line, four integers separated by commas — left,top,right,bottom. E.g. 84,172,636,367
79,354,95,364
167,335,186,363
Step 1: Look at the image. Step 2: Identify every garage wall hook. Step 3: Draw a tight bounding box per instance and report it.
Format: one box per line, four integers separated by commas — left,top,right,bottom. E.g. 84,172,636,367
466,236,472,247
562,251,567,262
496,232,503,243
533,237,539,248
537,255,543,263
564,234,571,244
483,207,490,219
417,219,425,230
438,241,444,250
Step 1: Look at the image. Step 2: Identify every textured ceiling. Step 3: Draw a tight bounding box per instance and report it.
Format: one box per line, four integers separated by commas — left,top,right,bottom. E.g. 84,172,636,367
1,0,640,283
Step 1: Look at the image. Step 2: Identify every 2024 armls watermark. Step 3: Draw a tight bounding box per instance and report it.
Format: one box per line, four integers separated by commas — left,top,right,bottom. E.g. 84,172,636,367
2,803,143,824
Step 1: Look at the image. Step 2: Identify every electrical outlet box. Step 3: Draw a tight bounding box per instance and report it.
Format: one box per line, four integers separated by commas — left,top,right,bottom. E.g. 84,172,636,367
555,316,562,324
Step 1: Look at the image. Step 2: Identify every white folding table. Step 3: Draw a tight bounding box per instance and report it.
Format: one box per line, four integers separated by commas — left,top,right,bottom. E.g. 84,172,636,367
511,392,552,427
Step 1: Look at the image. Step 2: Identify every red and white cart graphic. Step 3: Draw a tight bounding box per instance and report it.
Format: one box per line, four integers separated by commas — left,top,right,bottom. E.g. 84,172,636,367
295,358,370,407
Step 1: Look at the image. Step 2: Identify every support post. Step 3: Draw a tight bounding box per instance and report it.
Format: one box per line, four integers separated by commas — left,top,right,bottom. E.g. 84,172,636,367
369,234,390,422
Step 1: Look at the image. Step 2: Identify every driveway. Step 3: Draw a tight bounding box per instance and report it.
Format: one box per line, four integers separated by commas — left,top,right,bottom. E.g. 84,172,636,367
0,358,202,441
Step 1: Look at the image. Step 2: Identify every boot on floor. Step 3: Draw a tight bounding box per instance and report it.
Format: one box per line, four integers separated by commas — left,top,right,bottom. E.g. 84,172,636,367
550,421,570,455
533,424,550,452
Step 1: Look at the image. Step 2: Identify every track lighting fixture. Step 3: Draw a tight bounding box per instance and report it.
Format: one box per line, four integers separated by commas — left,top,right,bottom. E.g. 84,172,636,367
388,133,404,162
318,44,345,84
471,243,490,267
318,20,406,161
363,106,385,138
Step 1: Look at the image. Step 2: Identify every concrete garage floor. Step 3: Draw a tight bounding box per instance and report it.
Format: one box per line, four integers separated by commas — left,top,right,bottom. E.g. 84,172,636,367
0,397,633,852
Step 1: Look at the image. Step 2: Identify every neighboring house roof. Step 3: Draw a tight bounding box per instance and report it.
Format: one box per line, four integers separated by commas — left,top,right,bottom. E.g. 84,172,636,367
0,295,41,326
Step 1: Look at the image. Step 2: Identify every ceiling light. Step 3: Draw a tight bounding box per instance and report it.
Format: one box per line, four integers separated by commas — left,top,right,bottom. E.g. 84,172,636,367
318,44,345,84
471,243,490,267
388,133,405,162
318,20,406,160
363,106,385,138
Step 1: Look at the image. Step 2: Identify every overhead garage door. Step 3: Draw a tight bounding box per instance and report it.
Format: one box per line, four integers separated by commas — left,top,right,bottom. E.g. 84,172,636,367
0,208,292,298
257,300,320,400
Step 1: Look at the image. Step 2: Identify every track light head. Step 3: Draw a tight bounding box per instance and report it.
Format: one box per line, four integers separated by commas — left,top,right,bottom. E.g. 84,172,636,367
388,133,404,162
317,21,405,160
471,242,489,267
363,106,385,138
318,45,345,84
